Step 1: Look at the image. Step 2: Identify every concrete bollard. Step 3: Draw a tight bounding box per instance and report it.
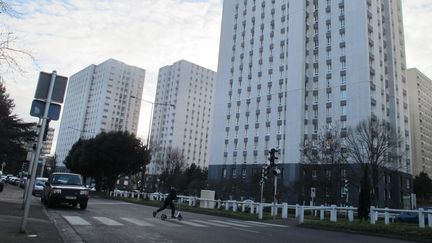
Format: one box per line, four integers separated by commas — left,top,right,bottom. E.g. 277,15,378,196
242,204,246,213
131,192,135,198
295,204,299,218
384,208,389,225
330,205,337,222
370,206,376,224
299,206,305,224
428,212,432,228
258,203,263,220
320,205,324,220
250,204,255,214
233,202,238,212
419,208,425,228
225,201,229,210
189,198,193,206
282,203,288,219
348,207,354,222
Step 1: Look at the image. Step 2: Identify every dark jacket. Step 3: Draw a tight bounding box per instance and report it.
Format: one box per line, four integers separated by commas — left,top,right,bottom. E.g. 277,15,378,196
165,189,178,203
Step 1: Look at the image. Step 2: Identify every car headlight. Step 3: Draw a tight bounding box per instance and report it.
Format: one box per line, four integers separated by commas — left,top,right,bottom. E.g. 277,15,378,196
80,190,89,196
53,189,62,194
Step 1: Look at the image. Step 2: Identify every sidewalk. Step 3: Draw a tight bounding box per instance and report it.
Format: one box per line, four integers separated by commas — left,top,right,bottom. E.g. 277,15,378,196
0,183,63,243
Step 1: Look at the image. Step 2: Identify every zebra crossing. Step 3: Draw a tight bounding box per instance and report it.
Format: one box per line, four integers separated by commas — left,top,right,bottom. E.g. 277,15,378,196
62,215,288,229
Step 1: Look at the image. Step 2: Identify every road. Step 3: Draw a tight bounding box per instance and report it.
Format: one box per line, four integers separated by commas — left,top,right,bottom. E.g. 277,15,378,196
45,197,414,243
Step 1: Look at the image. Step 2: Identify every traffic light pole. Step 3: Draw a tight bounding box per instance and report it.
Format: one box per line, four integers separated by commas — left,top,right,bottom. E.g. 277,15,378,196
273,173,277,220
260,182,264,204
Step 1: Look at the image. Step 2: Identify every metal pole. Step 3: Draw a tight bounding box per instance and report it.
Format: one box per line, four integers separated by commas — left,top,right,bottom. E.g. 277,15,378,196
146,103,154,148
39,158,46,177
22,134,38,206
260,182,264,204
20,71,56,233
273,173,277,220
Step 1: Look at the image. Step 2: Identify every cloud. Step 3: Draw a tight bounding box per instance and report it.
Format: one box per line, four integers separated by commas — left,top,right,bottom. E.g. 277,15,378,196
1,0,222,152
403,0,432,76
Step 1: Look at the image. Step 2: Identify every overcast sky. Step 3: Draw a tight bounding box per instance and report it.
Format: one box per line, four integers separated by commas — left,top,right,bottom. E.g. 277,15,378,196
1,0,431,154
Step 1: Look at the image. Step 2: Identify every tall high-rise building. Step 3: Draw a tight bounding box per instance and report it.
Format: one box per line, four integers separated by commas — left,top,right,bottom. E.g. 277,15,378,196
147,60,216,175
407,68,432,177
209,0,411,202
55,59,145,168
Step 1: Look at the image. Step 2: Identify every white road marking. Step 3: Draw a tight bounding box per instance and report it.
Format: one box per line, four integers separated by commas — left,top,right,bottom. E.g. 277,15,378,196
120,217,153,227
209,220,250,228
63,216,91,226
175,220,208,227
93,217,123,226
244,221,288,228
145,218,182,227
190,219,229,227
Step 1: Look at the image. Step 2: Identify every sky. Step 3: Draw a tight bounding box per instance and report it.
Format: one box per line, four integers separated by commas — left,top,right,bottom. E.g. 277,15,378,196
1,0,432,154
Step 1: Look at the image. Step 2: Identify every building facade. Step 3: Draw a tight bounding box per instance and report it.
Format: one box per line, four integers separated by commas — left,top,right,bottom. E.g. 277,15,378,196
147,60,216,176
208,0,412,206
407,68,432,177
55,59,145,168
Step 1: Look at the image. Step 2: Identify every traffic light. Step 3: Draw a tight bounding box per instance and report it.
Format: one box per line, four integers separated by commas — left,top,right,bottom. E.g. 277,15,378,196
268,148,279,167
272,168,281,176
343,179,350,194
261,165,270,183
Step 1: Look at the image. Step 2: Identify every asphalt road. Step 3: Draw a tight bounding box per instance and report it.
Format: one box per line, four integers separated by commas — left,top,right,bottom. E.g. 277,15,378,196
45,197,415,243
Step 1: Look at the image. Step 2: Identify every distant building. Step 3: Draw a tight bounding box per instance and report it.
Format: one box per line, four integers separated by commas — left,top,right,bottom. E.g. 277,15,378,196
22,125,54,176
147,60,216,176
407,68,432,177
41,126,55,159
55,59,145,169
208,0,412,207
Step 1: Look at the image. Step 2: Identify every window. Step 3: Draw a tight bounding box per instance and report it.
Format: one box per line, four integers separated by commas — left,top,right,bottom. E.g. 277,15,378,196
341,90,347,100
312,170,317,179
341,105,347,115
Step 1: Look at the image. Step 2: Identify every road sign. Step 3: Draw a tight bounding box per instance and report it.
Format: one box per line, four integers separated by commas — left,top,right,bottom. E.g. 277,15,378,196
30,100,61,120
34,72,68,103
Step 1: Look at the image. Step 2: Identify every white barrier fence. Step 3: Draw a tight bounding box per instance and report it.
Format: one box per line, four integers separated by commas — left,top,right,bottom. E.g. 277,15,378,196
109,190,432,228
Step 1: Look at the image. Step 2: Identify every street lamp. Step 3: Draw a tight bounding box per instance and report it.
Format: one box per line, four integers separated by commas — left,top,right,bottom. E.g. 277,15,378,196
130,95,175,147
130,95,175,192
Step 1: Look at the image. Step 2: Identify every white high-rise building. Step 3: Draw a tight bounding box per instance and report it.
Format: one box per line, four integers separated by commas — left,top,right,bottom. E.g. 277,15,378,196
209,0,411,198
55,59,145,168
407,68,432,177
147,60,216,175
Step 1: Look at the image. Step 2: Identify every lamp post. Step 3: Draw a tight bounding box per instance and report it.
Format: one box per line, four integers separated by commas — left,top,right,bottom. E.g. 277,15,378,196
130,95,175,191
130,95,175,147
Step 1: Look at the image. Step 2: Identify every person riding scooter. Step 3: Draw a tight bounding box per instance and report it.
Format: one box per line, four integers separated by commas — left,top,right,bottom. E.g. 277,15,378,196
153,187,178,218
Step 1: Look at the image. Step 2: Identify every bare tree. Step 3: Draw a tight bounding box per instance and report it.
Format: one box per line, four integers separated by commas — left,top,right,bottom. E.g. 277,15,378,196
345,119,403,205
300,123,348,204
0,1,34,78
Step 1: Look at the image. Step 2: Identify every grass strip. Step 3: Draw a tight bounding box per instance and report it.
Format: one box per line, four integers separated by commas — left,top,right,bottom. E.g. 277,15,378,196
301,219,432,242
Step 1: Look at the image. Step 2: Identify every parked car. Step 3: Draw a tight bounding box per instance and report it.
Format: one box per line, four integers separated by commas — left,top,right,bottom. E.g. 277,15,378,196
0,180,4,192
41,173,89,210
396,210,430,224
32,177,48,197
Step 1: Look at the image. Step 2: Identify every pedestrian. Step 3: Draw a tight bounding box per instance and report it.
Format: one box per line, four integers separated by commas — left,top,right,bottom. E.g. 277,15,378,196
153,187,178,218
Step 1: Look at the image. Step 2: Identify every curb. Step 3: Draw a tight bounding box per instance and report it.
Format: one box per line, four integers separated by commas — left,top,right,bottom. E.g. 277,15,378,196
43,206,84,243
